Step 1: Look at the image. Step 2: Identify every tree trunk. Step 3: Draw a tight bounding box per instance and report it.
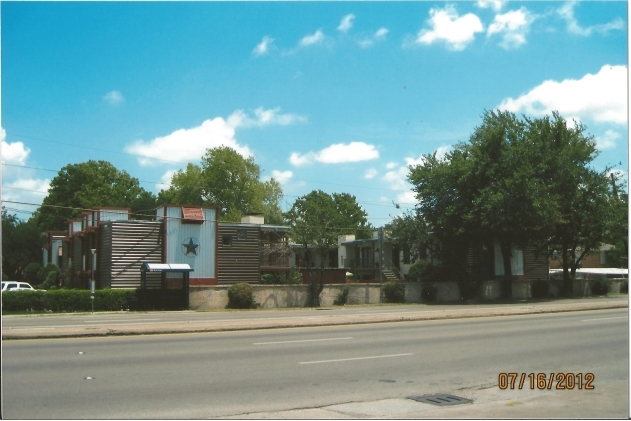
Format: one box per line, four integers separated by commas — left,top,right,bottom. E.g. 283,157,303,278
500,241,513,299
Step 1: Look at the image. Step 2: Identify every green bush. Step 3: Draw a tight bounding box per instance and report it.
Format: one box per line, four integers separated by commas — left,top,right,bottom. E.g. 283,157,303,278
259,273,275,285
227,283,257,309
288,266,303,285
23,262,43,284
422,284,438,302
2,290,46,311
621,280,628,294
591,278,610,296
260,273,288,285
61,262,78,289
531,279,550,298
2,289,139,312
383,281,405,303
41,270,60,290
37,263,60,286
334,286,350,306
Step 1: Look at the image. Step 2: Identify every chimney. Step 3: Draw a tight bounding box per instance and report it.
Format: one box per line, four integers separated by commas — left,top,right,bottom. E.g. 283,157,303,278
241,214,265,225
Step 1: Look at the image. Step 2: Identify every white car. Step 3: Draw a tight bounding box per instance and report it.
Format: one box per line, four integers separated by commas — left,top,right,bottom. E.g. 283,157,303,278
1,282,36,292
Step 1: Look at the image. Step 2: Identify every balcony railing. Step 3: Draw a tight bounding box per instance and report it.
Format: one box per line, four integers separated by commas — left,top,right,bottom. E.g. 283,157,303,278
342,257,375,269
260,242,291,268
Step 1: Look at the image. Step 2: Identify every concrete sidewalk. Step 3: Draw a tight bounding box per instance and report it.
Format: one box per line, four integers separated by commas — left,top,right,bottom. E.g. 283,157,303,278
2,296,627,340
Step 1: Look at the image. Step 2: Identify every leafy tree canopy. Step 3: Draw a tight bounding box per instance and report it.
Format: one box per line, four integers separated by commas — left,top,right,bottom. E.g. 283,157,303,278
33,160,157,231
2,208,46,280
407,110,621,296
158,146,284,224
284,190,370,306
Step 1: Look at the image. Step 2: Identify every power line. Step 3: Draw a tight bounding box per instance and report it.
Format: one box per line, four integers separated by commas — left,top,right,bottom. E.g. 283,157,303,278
1,199,396,228
2,163,418,208
3,133,420,199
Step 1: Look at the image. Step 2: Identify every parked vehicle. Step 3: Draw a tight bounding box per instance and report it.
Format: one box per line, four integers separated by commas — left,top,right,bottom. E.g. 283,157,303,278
1,282,36,292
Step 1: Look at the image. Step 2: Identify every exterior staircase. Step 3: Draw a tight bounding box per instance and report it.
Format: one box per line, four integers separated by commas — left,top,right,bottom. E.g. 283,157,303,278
382,269,400,281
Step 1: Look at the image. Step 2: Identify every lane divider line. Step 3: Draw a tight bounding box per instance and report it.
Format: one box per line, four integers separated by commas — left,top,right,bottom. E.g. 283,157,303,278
581,316,628,322
254,337,352,345
300,353,413,365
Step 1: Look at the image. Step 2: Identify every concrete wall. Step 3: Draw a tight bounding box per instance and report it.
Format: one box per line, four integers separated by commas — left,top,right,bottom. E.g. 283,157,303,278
189,278,628,309
190,283,385,310
418,282,460,302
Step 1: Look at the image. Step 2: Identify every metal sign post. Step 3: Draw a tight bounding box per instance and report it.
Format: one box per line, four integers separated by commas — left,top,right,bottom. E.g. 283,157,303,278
91,249,96,314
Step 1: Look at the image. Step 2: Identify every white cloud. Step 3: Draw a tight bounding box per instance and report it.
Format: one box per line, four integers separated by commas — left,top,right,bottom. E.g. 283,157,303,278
383,165,410,191
405,155,426,167
1,138,30,165
290,142,379,166
607,169,627,184
358,27,389,48
595,130,619,150
558,1,624,36
252,36,275,56
498,65,628,125
416,5,484,51
477,0,505,12
385,162,398,169
435,145,452,160
396,191,417,205
364,168,378,179
375,27,389,39
125,107,306,166
157,170,177,191
103,90,124,105
300,29,325,47
338,14,355,33
3,178,51,199
487,8,534,49
270,170,293,185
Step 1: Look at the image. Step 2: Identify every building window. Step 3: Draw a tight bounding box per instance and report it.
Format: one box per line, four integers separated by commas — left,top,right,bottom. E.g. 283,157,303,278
237,230,247,240
403,244,410,265
222,235,232,246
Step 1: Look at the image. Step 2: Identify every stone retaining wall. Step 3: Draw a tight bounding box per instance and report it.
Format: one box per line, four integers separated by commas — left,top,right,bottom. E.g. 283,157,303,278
188,278,628,309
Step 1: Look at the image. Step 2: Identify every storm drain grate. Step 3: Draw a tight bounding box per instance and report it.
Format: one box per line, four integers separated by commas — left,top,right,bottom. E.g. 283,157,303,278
409,394,473,406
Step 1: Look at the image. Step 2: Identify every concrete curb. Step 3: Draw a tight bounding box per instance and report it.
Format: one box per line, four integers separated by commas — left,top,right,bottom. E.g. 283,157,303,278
3,300,627,340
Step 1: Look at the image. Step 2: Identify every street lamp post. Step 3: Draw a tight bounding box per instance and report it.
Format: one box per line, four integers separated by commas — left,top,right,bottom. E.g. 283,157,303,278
90,249,96,314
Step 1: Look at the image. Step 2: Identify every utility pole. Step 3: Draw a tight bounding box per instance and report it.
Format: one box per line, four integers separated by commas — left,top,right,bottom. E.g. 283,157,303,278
378,227,384,304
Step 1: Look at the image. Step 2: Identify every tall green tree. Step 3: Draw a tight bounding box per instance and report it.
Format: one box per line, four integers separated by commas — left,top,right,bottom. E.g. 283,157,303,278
2,208,46,280
284,190,370,306
34,160,157,231
158,147,284,224
409,110,558,297
526,112,621,294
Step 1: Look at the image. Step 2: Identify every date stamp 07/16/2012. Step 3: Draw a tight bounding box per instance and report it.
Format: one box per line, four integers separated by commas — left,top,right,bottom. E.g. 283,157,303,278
498,373,595,390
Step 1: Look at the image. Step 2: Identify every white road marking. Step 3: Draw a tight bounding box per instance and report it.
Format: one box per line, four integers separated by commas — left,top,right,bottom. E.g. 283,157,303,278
6,327,55,331
254,337,352,345
581,316,628,322
300,353,413,365
84,318,160,323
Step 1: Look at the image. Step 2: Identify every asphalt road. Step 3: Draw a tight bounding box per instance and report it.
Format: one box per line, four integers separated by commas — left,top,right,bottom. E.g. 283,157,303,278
2,308,628,419
2,297,626,338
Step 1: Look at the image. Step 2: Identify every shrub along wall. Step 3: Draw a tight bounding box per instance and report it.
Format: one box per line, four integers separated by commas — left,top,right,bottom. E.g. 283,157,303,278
1,289,137,312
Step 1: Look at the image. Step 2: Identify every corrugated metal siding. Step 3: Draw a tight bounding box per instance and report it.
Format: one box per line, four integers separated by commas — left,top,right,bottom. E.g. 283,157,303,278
99,209,129,222
164,207,216,279
62,242,70,271
109,221,163,288
73,238,82,271
98,224,113,288
525,246,549,281
218,225,260,284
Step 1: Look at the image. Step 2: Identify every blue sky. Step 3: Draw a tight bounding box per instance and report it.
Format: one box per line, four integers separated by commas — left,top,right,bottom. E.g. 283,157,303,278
1,1,628,226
